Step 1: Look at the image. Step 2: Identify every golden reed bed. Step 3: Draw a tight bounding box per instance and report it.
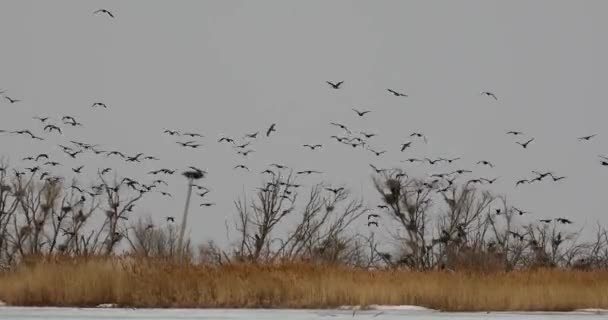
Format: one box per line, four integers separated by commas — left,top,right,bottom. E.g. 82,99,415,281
0,257,607,311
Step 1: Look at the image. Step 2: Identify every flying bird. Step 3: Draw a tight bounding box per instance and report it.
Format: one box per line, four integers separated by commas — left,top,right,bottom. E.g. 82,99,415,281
326,81,344,89
200,203,216,207
218,137,235,143
400,142,412,152
506,131,524,136
93,9,114,18
325,187,344,195
481,91,498,100
297,170,321,175
266,123,276,137
44,125,62,134
556,218,573,224
91,102,107,108
367,221,379,227
72,165,84,174
516,138,535,149
578,134,597,141
4,96,20,103
368,214,380,220
387,89,407,97
477,160,494,168
352,108,371,117
303,144,322,150
234,164,249,171
164,129,180,136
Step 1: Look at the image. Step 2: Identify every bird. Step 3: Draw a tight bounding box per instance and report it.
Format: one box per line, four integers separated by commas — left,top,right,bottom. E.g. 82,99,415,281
35,154,49,161
480,177,498,184
387,89,407,97
125,153,144,162
441,157,461,164
270,163,287,169
326,81,344,89
93,9,114,18
425,158,442,165
330,122,351,134
143,156,160,161
539,219,553,224
578,134,596,142
368,148,386,157
43,125,62,134
200,203,216,207
325,187,344,195
506,131,524,136
303,144,322,150
72,166,84,174
549,173,566,182
44,161,61,167
410,132,427,143
244,132,258,139
367,221,379,227
100,168,112,175
183,132,203,138
164,129,180,136
369,164,385,174
401,158,422,163
368,214,380,220
481,91,498,100
238,150,255,156
218,137,235,143
91,102,107,108
297,170,321,175
166,216,175,222
512,207,529,215
516,138,535,149
477,160,494,168
400,142,412,152
601,156,608,166
33,116,49,123
556,218,573,224
4,96,20,103
266,123,276,137
64,150,83,158
352,108,371,117
159,191,172,197
234,165,249,171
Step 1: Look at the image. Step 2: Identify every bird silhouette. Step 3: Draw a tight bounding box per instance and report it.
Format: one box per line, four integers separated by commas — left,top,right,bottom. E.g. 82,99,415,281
325,187,344,194
303,144,322,150
477,160,494,168
326,81,344,89
549,173,566,181
539,219,553,224
72,165,84,174
578,134,596,141
352,109,371,117
244,132,259,139
91,102,107,108
556,218,573,224
368,214,380,220
369,164,385,173
401,158,422,163
160,191,172,197
441,157,461,164
387,89,407,97
480,177,498,184
100,168,112,175
481,91,498,100
93,9,114,18
44,125,62,134
512,207,529,215
368,148,386,156
200,203,216,207
234,164,249,171
506,131,524,136
238,150,255,156
164,129,180,136
410,132,427,143
516,138,535,149
33,116,49,123
4,96,20,103
166,216,175,222
270,163,287,169
218,137,235,143
367,221,379,227
44,161,61,167
297,170,321,175
125,153,144,162
183,132,203,138
266,123,276,137
400,142,412,152
330,122,351,134
64,150,83,158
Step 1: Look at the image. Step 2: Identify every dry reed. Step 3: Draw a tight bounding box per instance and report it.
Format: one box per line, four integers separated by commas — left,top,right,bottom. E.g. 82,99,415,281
0,257,607,311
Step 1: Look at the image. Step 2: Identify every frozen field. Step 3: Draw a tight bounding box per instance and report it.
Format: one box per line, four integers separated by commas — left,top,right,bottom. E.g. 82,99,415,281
1,307,608,320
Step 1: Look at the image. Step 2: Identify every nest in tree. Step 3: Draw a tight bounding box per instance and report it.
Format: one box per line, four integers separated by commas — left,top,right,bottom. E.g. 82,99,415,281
385,179,401,196
383,193,398,205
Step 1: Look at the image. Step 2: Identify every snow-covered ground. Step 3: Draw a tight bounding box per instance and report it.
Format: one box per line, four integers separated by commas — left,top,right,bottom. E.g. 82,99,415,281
0,307,607,320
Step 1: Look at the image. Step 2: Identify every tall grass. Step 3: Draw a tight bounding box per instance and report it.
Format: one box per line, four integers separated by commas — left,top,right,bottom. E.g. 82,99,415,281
1,257,607,311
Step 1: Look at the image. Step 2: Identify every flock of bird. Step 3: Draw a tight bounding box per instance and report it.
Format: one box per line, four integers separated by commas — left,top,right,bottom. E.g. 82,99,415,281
1,8,606,236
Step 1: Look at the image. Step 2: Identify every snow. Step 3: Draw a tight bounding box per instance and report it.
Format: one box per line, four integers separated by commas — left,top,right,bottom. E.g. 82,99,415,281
1,307,608,319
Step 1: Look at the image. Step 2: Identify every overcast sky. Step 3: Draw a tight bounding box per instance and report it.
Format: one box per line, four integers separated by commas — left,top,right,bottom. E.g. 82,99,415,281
0,1,606,247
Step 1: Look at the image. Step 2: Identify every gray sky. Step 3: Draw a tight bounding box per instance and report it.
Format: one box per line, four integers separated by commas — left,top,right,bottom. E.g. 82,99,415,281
1,1,607,247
